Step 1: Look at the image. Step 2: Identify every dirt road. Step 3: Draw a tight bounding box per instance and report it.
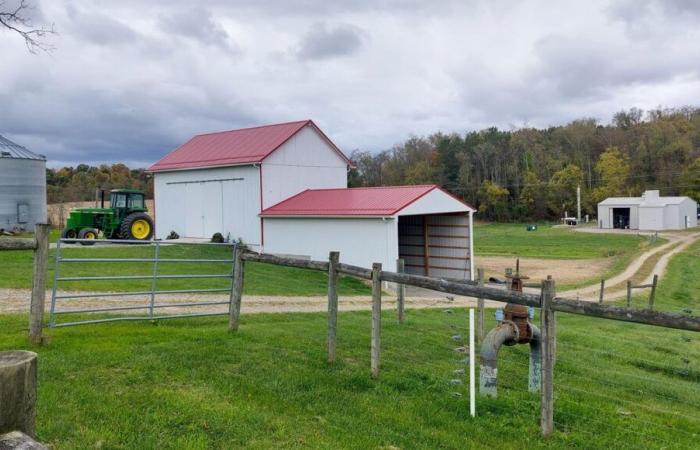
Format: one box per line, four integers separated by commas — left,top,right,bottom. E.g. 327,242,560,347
559,232,699,301
0,288,507,316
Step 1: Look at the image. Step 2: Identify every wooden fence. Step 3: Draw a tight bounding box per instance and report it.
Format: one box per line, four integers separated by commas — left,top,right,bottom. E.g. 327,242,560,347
232,249,700,437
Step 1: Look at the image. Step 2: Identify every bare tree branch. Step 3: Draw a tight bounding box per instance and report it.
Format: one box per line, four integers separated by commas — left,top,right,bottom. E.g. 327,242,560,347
0,0,56,53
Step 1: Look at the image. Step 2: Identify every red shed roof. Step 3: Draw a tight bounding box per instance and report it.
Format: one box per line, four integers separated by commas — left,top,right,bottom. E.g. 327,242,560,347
260,185,473,217
148,119,351,172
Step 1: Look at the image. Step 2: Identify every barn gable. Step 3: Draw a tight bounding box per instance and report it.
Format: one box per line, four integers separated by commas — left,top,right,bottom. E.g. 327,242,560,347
260,124,350,208
148,119,350,173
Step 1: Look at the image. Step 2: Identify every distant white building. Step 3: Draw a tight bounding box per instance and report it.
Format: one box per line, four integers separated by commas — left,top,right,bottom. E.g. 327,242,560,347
597,190,697,230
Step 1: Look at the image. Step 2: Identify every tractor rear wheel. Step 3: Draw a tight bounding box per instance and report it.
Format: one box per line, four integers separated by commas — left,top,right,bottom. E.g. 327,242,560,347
78,228,99,245
120,213,154,241
60,228,78,244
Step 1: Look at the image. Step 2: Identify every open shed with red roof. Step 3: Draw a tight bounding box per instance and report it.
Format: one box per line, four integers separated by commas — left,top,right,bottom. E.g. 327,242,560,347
261,185,475,279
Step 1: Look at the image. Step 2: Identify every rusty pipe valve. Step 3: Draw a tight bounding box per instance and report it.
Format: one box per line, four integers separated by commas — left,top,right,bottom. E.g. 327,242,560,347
479,259,541,397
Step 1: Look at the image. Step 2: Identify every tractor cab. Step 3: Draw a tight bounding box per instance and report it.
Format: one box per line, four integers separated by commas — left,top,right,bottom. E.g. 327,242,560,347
109,189,147,222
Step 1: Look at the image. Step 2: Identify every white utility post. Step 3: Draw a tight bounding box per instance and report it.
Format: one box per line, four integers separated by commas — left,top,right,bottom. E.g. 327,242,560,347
577,185,581,222
469,308,476,417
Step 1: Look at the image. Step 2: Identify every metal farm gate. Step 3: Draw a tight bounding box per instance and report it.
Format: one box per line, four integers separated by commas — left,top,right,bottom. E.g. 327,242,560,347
48,238,237,327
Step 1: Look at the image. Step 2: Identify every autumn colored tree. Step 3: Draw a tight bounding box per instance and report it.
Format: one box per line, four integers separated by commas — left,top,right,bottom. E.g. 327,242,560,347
478,180,510,221
548,164,584,217
590,147,632,205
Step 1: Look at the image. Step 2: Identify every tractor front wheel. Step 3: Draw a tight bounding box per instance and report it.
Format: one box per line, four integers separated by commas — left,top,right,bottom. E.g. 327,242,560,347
78,228,99,245
60,228,78,244
120,213,154,241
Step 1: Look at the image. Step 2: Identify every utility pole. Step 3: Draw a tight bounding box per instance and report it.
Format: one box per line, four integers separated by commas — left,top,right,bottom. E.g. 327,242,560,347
576,185,581,223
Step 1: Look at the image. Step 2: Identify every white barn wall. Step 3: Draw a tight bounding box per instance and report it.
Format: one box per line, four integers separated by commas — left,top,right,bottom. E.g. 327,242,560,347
261,126,347,209
263,217,399,272
597,205,608,228
679,199,698,228
639,207,664,230
665,205,680,229
153,165,261,246
630,205,639,229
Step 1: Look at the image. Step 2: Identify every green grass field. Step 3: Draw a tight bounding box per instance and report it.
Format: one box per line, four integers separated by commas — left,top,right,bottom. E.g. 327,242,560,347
474,222,657,259
0,307,697,448
0,228,698,448
628,239,700,314
0,224,661,295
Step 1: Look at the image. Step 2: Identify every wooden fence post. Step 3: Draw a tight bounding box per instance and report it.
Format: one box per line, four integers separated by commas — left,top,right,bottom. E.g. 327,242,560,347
327,252,339,363
648,274,658,310
626,280,632,307
477,268,485,342
0,351,38,437
371,262,382,378
396,258,405,324
540,276,556,437
28,224,49,345
228,247,245,332
598,279,605,304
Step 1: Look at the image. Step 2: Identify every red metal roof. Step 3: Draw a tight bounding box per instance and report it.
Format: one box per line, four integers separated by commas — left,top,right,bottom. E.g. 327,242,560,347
148,119,351,172
260,185,473,217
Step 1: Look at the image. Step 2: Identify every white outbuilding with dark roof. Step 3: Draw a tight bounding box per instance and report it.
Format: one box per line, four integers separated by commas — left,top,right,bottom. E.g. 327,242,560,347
597,190,697,231
0,135,47,231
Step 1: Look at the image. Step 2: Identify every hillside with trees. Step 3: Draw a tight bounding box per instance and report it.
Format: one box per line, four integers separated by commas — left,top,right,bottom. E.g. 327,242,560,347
46,164,152,204
47,107,700,221
349,107,700,220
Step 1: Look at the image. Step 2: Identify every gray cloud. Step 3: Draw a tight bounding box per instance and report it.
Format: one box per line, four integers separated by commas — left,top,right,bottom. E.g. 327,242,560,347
65,6,138,45
158,8,234,50
296,23,364,60
0,0,699,167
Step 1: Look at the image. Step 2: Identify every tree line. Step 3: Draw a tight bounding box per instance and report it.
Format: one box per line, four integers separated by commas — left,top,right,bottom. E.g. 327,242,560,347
47,164,152,204
348,107,700,221
47,107,700,220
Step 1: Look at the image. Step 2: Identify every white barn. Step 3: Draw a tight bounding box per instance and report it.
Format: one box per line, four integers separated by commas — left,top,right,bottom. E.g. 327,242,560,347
597,190,697,231
149,120,352,248
149,120,476,278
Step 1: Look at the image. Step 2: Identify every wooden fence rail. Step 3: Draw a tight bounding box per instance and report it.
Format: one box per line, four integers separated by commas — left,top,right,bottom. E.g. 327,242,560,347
240,250,700,333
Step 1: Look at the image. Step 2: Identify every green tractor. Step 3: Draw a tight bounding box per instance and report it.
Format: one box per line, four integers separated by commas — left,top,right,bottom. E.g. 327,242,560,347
61,189,154,245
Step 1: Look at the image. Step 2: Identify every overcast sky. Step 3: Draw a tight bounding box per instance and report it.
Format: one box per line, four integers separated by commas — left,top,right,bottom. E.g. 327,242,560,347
1,0,699,168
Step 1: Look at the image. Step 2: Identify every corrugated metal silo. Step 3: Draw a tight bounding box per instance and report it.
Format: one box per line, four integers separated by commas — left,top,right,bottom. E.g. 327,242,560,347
0,135,47,231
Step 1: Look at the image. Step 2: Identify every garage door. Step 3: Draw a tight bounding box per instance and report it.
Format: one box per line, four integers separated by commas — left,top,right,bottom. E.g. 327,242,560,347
167,178,243,238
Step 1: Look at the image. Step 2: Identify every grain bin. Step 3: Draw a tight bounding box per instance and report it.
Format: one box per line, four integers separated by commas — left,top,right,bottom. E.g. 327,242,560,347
0,135,47,231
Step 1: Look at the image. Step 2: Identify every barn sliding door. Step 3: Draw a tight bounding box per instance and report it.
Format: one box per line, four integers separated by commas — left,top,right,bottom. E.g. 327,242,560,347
398,213,471,280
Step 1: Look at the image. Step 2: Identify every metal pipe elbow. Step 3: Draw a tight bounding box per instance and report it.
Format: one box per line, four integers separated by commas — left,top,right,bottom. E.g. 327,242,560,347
479,321,519,397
